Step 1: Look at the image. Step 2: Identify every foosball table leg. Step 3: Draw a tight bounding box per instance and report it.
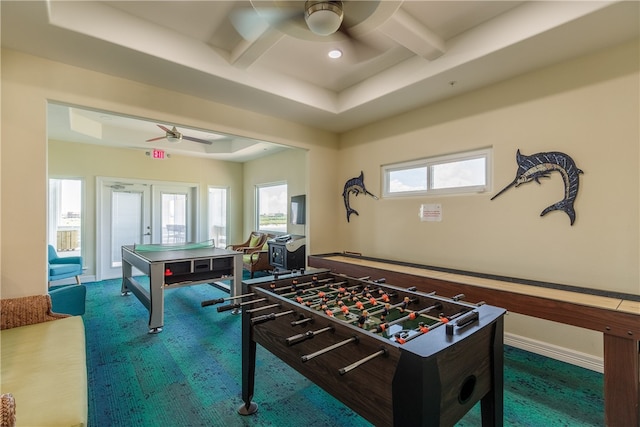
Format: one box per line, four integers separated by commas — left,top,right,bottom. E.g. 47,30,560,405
480,319,504,427
239,306,258,416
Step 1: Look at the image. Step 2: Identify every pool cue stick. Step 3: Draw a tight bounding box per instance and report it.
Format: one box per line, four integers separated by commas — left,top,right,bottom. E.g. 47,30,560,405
338,348,388,375
216,298,267,312
301,336,359,362
251,310,295,325
245,303,280,314
201,292,255,307
286,326,334,346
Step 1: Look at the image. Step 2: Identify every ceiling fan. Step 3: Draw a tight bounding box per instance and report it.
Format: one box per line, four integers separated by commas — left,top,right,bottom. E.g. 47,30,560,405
146,125,212,145
233,1,371,41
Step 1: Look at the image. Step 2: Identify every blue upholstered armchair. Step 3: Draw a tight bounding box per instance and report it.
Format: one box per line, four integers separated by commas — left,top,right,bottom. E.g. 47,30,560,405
48,244,83,286
49,284,87,315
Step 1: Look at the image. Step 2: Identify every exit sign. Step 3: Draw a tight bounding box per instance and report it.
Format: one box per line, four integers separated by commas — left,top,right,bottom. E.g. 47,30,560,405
152,149,165,159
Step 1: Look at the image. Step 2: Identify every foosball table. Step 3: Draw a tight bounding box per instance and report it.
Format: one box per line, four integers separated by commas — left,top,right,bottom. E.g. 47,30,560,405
203,269,506,427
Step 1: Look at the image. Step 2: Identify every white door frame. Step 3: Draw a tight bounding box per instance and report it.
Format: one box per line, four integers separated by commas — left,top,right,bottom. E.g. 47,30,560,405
96,177,198,280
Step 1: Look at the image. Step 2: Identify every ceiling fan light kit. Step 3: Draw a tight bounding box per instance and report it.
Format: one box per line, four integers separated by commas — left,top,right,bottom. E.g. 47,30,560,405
304,0,344,36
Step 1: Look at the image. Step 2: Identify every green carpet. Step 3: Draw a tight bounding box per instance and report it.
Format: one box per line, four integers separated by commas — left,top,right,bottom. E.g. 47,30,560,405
83,277,604,426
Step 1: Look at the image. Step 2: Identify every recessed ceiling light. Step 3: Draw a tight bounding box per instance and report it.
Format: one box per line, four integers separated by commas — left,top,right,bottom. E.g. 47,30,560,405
328,49,342,59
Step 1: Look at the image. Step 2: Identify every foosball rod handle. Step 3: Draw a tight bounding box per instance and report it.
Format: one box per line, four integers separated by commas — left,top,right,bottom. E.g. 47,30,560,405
339,348,388,376
201,292,256,307
251,309,295,325
286,326,334,346
301,336,359,362
217,298,267,312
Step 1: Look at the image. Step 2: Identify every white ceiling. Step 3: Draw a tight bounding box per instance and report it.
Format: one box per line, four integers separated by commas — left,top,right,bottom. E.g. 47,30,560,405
2,1,638,161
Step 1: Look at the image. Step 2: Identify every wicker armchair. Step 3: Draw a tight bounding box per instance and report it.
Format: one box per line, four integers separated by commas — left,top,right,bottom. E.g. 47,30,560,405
243,244,273,278
226,232,270,253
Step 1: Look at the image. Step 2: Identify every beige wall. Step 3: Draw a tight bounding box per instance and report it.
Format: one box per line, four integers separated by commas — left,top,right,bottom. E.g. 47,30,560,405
1,48,338,298
337,40,639,357
48,139,245,277
241,148,308,242
1,40,638,360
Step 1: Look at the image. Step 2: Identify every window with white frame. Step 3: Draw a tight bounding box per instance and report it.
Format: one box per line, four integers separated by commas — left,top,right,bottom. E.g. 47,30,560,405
382,148,491,197
256,182,287,234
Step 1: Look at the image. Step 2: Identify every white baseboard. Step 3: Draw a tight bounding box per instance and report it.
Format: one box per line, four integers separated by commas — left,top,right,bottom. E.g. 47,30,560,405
505,333,604,373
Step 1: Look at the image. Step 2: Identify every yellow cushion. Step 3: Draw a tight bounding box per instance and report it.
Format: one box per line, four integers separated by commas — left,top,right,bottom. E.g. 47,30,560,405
242,254,253,264
262,241,269,250
249,234,261,247
1,316,87,427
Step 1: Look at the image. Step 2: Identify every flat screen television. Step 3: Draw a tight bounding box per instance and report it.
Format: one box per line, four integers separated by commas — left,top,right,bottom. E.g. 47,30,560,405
290,195,305,225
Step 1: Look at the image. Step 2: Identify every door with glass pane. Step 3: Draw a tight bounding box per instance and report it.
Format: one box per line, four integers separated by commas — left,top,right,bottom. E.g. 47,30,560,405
98,180,198,280
208,187,228,248
99,181,151,279
152,186,194,244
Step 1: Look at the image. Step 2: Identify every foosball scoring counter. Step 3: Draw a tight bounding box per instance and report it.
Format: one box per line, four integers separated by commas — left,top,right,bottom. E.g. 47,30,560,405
203,269,507,427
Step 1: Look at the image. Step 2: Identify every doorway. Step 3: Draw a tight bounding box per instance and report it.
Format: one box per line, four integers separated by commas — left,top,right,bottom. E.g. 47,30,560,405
97,177,197,279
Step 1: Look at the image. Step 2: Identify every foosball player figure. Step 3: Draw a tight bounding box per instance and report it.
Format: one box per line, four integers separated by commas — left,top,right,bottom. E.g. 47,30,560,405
380,303,391,322
269,281,277,291
394,332,407,344
290,279,299,292
312,275,318,285
374,322,388,333
399,297,410,313
340,304,349,315
418,322,429,334
320,304,334,317
357,310,369,328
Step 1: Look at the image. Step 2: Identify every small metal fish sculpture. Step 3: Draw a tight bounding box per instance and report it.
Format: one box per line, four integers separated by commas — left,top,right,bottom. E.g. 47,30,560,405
342,171,378,222
491,150,583,225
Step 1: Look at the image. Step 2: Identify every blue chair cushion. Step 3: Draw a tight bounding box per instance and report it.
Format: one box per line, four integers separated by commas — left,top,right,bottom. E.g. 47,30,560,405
49,285,86,316
49,263,81,276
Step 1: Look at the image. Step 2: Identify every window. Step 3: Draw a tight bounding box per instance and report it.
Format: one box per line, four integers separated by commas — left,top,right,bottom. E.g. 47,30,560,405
208,187,228,248
382,148,491,197
256,182,287,233
48,178,82,257
161,192,187,244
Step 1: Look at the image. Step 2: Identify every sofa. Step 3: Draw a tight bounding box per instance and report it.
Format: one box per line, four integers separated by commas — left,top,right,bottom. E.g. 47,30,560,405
0,295,87,427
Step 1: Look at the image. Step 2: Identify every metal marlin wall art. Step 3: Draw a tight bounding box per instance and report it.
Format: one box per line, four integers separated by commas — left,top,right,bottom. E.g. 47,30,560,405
491,150,583,225
342,171,378,222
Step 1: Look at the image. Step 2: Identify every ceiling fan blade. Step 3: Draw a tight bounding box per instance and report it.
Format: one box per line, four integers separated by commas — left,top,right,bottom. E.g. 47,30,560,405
157,124,172,133
182,135,213,145
146,136,166,142
232,2,303,39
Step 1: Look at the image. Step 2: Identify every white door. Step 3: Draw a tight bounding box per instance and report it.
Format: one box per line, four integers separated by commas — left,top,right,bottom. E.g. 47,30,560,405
98,181,151,279
97,179,198,280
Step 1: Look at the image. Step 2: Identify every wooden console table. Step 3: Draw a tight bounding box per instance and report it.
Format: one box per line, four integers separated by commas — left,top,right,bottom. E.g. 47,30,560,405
308,253,639,427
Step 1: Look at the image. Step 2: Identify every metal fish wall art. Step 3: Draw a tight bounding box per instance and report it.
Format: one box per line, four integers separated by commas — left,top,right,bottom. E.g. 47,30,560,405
342,171,378,222
491,150,583,225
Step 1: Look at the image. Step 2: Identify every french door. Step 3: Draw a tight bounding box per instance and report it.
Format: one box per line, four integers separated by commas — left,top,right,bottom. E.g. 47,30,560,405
97,178,196,279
